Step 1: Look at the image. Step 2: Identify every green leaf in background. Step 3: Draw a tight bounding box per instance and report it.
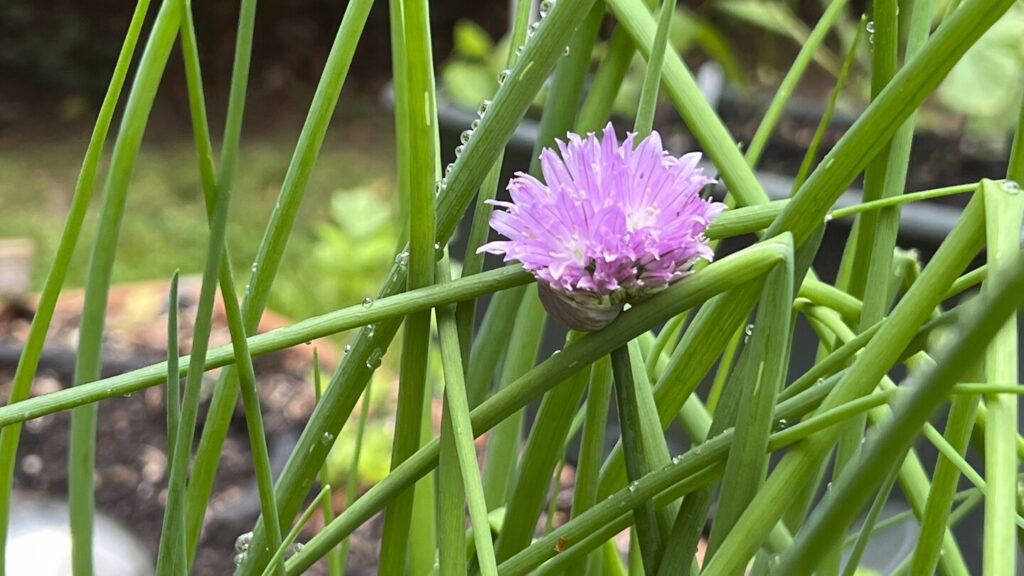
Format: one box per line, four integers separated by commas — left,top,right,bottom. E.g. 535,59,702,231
717,0,801,40
938,4,1024,138
715,0,840,74
440,61,500,109
274,185,398,318
453,19,494,60
673,8,746,87
612,8,746,118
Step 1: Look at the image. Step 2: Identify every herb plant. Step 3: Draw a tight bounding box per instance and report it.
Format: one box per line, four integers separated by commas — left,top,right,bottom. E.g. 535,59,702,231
1,0,1023,574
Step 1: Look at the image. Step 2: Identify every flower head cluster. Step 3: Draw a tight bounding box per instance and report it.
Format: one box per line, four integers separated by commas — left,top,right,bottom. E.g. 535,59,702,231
479,123,725,330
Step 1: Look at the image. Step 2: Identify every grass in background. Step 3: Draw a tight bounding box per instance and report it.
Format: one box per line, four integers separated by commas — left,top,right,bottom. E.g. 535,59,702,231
0,104,396,321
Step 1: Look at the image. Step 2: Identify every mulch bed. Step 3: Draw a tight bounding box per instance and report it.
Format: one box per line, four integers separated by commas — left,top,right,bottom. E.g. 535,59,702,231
0,276,377,575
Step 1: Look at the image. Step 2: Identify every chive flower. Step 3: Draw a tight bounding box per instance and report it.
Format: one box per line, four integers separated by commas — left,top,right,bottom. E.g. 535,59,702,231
479,123,725,331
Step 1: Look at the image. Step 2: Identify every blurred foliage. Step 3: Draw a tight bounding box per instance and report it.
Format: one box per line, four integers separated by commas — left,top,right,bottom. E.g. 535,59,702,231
438,19,513,110
439,10,745,117
0,122,397,316
610,7,745,118
714,0,842,74
299,186,452,489
938,3,1024,139
273,185,400,319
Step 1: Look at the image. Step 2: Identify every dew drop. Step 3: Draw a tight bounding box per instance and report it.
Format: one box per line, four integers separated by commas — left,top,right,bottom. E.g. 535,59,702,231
367,324,376,338
233,552,248,567
455,145,465,157
478,99,492,117
497,69,510,85
344,344,352,354
777,418,788,429
235,532,253,553
865,20,874,33
515,46,525,57
743,323,755,343
826,482,833,491
445,163,455,177
460,130,472,145
470,118,481,130
321,432,335,445
563,46,570,56
292,542,305,553
671,455,682,464
539,0,554,17
362,297,374,308
627,481,638,493
529,22,540,36
366,348,384,370
1004,180,1021,194
395,251,409,266
434,180,446,196
824,213,834,222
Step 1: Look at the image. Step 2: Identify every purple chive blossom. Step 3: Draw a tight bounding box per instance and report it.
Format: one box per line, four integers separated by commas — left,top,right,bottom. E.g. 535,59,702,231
478,123,725,331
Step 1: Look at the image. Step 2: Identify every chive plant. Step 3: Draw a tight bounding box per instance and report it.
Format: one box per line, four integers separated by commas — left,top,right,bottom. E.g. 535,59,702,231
2,0,1023,574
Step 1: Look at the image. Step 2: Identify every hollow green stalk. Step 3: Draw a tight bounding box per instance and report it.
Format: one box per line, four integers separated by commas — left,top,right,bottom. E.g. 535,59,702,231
981,179,1023,575
378,0,439,571
633,0,677,138
176,0,283,568
455,0,534,359
166,272,181,463
793,14,865,192
0,267,532,428
611,345,665,575
706,236,793,558
799,303,971,575
283,240,791,573
436,257,498,576
0,0,151,566
66,0,182,572
155,2,249,572
566,357,613,576
465,285,527,408
236,1,601,569
481,286,545,507
910,388,980,574
339,376,372,576
774,252,1024,574
185,0,376,559
493,332,589,561
744,0,850,167
704,193,988,575
312,351,343,576
259,486,332,576
606,0,770,207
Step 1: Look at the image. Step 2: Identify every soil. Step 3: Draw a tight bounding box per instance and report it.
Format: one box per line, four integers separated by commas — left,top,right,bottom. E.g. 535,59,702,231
0,277,379,576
